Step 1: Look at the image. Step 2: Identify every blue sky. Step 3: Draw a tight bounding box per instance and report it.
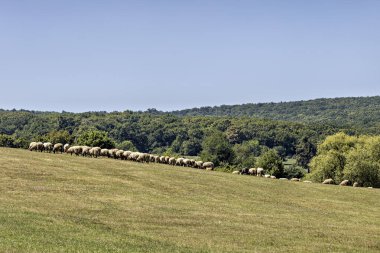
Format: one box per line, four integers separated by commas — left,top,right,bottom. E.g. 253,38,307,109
0,0,379,112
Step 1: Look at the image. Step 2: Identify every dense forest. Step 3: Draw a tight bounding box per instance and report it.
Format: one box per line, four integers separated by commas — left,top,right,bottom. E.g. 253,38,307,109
168,96,380,131
1,96,380,182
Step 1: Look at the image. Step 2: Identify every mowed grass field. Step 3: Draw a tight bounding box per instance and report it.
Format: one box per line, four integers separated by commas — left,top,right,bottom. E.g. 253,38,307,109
0,148,379,253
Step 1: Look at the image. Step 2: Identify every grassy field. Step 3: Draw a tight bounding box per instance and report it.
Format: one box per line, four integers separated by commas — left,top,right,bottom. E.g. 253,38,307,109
0,148,379,253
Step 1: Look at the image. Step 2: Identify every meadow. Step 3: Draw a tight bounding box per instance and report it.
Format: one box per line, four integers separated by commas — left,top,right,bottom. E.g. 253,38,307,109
0,148,379,252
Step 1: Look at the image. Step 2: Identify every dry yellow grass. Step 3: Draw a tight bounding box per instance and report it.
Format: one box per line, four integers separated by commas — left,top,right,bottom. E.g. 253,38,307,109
0,147,379,252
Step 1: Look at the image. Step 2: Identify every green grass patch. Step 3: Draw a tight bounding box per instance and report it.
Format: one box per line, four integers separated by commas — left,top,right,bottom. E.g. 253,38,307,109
0,148,379,252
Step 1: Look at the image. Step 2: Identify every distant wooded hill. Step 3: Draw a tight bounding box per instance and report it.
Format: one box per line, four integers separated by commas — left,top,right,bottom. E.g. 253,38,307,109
1,96,380,170
168,96,380,128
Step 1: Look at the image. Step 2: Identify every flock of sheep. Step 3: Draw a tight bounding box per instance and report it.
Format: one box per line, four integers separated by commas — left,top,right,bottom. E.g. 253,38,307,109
28,141,215,170
232,167,364,187
28,142,368,188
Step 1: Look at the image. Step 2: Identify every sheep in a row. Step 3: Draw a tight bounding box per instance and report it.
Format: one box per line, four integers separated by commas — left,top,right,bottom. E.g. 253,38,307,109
29,142,44,152
232,167,265,176
29,142,64,153
323,178,360,187
28,142,215,170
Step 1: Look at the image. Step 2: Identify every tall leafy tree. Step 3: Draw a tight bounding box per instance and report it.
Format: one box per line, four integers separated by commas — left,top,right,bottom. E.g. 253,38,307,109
77,130,115,149
256,149,284,177
200,130,235,166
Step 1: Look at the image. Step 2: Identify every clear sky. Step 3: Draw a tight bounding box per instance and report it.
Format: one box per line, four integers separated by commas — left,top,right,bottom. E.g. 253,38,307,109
0,0,379,112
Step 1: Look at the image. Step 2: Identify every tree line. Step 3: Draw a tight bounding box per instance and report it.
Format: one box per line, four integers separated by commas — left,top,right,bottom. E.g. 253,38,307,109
168,96,380,131
0,110,359,162
1,109,379,186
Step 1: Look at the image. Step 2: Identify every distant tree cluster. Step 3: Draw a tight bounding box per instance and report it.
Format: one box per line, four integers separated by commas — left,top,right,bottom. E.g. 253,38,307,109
309,133,380,187
169,96,380,131
1,100,380,181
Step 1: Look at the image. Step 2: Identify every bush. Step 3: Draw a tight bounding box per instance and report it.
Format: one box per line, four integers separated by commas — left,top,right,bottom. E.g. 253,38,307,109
181,139,202,156
309,133,380,187
200,130,235,166
116,140,138,151
256,149,284,177
344,140,380,187
77,130,115,149
284,165,305,179
44,130,72,144
233,140,262,168
0,134,15,148
309,150,345,183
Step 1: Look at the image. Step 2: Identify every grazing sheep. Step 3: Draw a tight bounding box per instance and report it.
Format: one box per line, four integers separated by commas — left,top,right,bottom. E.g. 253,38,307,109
155,156,161,163
100,149,109,157
43,142,53,153
303,180,312,183
137,153,149,163
202,162,214,170
256,168,264,177
290,178,300,181
189,159,195,167
108,149,119,159
82,146,91,157
36,142,44,152
168,157,176,165
89,147,101,158
270,175,276,179
248,168,257,176
64,144,70,152
72,146,83,156
160,156,166,164
176,158,184,166
165,156,170,164
28,142,38,151
183,159,190,167
353,182,359,187
240,168,250,175
264,174,271,178
339,180,350,186
279,178,288,180
53,143,63,154
183,159,194,167
66,147,75,155
194,161,203,169
123,151,132,160
322,179,334,184
143,153,150,163
115,150,124,159
232,170,240,174
129,152,140,161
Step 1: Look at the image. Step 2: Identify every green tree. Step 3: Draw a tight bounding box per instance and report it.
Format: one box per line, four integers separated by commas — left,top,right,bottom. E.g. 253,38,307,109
284,165,305,179
44,130,72,144
233,140,261,167
116,140,138,151
200,130,235,166
309,133,380,187
343,137,380,187
295,137,316,172
309,150,346,183
0,134,15,148
309,133,356,183
344,147,380,187
77,130,115,149
256,149,284,177
181,139,202,156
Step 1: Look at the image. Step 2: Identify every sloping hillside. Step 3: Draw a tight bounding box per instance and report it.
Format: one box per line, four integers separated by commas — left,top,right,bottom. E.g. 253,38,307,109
0,148,379,252
170,96,380,127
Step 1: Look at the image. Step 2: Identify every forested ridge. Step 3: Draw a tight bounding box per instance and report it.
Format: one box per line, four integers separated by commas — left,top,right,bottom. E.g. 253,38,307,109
1,96,380,183
169,96,380,129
